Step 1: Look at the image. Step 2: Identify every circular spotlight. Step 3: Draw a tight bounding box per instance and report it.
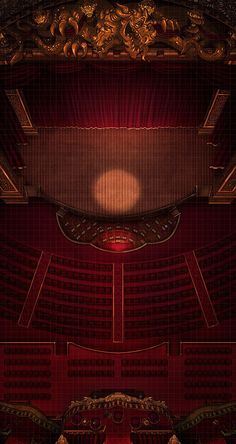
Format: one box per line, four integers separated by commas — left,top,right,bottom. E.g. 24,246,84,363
93,169,140,214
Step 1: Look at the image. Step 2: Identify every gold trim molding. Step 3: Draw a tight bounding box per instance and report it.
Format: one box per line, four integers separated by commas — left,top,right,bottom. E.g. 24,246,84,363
209,162,236,204
0,1,235,63
63,392,169,420
0,156,27,203
5,89,37,136
199,90,230,135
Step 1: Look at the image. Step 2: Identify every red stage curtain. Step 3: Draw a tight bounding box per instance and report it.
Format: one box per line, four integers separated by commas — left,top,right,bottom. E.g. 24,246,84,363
0,62,234,89
0,62,235,130
0,62,234,164
22,63,213,128
0,64,40,88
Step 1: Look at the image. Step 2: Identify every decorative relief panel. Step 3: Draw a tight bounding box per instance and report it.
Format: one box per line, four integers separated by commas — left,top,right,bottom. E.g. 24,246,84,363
209,163,236,204
0,162,27,203
1,0,236,33
218,165,236,193
199,90,230,135
0,166,17,192
5,89,37,135
0,1,235,63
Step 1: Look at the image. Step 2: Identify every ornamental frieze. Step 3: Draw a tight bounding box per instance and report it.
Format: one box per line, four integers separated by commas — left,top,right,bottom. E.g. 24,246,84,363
0,0,236,63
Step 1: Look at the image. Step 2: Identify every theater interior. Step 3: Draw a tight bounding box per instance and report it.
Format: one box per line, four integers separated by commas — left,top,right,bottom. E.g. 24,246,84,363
0,0,236,443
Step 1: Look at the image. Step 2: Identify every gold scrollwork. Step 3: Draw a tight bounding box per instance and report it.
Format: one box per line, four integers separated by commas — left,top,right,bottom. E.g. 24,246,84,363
63,393,169,421
0,1,234,63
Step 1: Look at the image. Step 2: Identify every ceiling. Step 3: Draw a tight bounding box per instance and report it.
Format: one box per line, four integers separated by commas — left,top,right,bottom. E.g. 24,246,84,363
1,0,236,29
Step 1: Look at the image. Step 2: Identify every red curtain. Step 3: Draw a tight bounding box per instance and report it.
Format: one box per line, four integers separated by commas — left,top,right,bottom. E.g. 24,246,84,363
0,61,235,130
21,63,213,128
0,62,235,165
0,61,234,88
0,64,40,88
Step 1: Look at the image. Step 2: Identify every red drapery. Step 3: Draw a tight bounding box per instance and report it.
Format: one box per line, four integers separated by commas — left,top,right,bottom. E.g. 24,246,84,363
21,63,213,128
0,61,235,167
0,61,234,88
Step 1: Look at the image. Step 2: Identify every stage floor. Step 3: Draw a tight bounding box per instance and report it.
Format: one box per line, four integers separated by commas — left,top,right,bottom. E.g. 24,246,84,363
22,128,212,216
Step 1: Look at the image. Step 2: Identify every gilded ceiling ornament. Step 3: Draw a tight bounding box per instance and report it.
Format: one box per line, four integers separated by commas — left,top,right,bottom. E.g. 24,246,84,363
168,435,181,444
64,393,169,420
32,9,51,26
0,1,235,63
55,436,68,444
81,1,97,18
116,2,158,60
180,10,226,61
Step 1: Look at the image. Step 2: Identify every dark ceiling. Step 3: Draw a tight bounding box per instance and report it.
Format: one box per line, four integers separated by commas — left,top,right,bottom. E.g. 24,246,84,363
0,0,236,29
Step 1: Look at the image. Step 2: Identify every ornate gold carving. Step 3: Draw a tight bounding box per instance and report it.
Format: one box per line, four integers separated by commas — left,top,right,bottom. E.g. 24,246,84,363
55,435,68,444
5,89,37,135
0,401,60,433
0,1,234,63
218,165,236,193
181,10,226,62
64,393,168,420
0,30,24,64
32,9,51,26
0,166,17,192
176,401,236,432
209,163,236,204
199,90,230,135
0,159,27,203
168,435,181,444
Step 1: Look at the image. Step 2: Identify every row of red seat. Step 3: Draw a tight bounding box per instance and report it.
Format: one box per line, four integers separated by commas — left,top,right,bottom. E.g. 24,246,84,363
121,370,168,377
3,393,51,400
68,359,114,366
32,320,112,339
184,393,231,400
184,347,232,354
121,359,168,366
184,358,232,365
